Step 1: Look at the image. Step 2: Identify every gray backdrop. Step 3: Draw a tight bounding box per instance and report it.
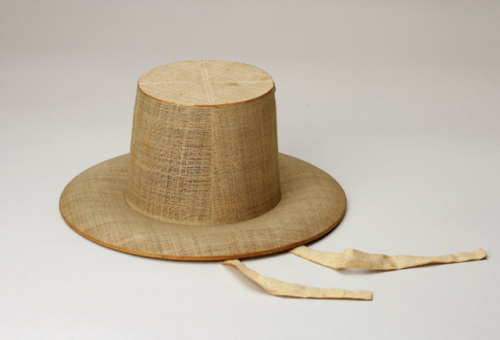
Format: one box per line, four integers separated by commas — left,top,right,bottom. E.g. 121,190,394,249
1,1,499,339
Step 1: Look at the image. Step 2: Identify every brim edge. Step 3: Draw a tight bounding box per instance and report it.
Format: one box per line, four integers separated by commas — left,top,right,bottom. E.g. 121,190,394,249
59,195,346,261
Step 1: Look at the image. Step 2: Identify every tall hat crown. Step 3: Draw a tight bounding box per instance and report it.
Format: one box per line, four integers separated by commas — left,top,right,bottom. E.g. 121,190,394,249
125,60,281,226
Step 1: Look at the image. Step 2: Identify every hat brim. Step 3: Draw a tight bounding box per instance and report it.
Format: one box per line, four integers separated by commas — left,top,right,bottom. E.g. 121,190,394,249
60,153,346,261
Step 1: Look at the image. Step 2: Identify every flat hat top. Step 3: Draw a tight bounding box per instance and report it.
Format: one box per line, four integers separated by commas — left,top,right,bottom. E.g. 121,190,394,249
138,60,275,106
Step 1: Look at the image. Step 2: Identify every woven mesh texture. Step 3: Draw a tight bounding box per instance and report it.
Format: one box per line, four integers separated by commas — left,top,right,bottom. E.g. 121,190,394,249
60,153,346,260
126,61,280,226
138,60,275,106
59,60,347,260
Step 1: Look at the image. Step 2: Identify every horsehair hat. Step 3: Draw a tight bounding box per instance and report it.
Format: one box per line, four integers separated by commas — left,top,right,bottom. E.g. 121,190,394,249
60,60,347,261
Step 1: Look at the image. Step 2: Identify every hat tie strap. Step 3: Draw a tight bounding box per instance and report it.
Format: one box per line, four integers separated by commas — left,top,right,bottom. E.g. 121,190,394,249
222,246,486,300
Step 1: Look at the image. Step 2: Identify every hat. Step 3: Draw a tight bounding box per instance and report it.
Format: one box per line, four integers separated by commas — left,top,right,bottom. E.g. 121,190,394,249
60,60,346,261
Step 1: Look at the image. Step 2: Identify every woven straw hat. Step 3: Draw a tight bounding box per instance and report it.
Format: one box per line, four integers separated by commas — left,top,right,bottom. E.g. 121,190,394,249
60,60,347,261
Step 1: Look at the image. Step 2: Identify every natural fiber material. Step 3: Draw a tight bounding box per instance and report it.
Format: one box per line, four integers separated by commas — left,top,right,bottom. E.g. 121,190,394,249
127,70,280,226
221,259,372,300
60,153,346,260
138,60,275,106
221,248,485,299
60,61,347,260
290,246,487,270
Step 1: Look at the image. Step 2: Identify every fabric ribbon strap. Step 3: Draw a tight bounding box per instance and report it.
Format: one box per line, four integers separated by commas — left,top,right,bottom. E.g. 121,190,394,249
289,247,487,270
221,259,373,300
221,247,486,300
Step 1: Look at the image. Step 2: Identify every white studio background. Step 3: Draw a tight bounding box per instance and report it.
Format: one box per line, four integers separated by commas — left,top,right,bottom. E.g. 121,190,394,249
1,1,499,339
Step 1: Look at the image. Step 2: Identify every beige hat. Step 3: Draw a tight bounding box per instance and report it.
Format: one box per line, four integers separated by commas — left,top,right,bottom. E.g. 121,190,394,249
60,60,346,261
